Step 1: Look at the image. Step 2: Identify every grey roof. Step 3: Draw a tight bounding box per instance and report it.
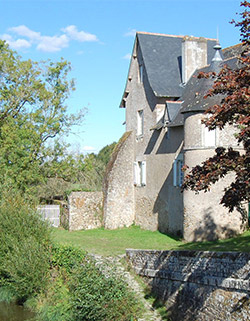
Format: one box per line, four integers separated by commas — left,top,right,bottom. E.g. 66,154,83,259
180,46,238,114
222,43,244,60
151,101,183,130
137,32,217,98
166,107,184,127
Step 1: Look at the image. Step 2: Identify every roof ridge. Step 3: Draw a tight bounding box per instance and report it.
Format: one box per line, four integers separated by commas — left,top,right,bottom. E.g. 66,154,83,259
136,31,216,41
137,31,184,38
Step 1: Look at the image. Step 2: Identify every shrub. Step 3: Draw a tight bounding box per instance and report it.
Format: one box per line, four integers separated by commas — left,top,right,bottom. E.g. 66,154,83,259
69,256,142,321
34,275,73,321
50,244,86,273
0,191,51,302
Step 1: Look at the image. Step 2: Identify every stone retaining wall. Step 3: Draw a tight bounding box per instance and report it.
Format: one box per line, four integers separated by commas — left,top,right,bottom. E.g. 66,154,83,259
126,249,250,321
68,192,103,231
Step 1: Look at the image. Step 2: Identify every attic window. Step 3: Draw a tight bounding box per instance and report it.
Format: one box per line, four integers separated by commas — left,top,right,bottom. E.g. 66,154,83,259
137,110,144,136
139,64,143,83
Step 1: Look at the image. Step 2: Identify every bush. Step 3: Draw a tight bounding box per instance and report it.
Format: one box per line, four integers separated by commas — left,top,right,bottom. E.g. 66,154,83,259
69,256,142,321
0,191,51,302
50,244,86,273
34,275,73,321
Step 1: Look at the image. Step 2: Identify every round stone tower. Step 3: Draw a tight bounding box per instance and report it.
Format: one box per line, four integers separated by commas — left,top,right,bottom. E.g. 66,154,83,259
181,44,246,242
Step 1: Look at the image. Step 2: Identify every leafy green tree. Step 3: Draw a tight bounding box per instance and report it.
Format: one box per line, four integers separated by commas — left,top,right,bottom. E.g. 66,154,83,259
0,40,85,194
37,142,117,201
182,1,250,213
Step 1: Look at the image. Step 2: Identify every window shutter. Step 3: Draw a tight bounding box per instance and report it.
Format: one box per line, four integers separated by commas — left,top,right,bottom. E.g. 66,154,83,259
173,160,177,186
141,161,146,186
178,160,184,187
134,162,139,186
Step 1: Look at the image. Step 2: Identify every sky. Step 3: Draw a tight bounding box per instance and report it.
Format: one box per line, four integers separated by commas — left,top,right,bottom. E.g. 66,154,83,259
1,0,243,154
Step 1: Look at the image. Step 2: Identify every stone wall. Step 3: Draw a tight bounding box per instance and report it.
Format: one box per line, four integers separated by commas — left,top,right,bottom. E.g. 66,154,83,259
126,249,250,321
103,131,135,229
68,192,103,231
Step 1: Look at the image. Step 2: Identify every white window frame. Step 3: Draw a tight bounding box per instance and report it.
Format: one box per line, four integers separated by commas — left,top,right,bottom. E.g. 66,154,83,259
173,154,184,187
137,110,144,137
134,161,146,187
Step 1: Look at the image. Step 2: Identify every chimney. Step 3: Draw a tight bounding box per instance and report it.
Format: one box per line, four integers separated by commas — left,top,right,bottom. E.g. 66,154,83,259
182,36,207,84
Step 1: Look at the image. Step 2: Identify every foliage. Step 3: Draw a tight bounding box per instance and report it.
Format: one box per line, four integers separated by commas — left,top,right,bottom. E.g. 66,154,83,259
69,256,142,321
0,40,85,195
182,1,250,212
0,191,51,302
37,142,117,201
50,244,86,273
31,245,142,321
34,274,73,321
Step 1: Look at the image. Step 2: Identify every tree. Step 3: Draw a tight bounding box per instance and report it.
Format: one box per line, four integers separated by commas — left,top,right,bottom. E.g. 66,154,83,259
37,142,117,201
182,1,250,213
0,40,85,194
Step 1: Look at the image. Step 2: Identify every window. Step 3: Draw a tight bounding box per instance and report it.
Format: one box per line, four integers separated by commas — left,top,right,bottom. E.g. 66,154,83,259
173,154,184,187
137,110,144,136
134,161,146,186
139,64,143,83
202,124,216,147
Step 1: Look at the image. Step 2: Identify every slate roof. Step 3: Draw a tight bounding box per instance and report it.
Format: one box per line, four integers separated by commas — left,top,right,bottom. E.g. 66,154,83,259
137,32,217,98
180,46,238,115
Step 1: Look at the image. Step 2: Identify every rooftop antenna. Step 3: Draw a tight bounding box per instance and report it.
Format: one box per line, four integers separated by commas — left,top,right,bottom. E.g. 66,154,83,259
216,26,219,44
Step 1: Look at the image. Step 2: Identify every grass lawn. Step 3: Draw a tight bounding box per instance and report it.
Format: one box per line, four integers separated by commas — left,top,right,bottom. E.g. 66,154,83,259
51,226,250,256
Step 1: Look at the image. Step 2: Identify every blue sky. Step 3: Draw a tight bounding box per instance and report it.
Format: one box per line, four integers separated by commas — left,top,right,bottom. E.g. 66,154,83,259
1,0,242,154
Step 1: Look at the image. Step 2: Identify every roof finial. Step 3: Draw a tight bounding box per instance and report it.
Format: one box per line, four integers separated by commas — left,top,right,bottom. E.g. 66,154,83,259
217,26,219,44
212,42,223,62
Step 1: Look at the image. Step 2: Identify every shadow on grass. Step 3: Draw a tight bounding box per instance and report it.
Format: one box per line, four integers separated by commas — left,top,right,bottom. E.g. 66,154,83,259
176,231,250,253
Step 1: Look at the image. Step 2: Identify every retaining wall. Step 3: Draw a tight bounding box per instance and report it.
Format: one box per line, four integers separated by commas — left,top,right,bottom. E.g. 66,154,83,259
126,249,250,321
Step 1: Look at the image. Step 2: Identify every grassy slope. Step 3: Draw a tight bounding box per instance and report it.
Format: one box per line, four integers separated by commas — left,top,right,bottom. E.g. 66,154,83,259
52,226,250,256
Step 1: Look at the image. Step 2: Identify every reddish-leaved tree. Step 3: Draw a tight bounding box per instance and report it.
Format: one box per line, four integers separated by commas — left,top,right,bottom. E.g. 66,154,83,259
182,1,250,214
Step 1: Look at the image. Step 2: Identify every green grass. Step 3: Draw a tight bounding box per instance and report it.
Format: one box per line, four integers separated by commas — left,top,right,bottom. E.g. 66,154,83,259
51,226,250,256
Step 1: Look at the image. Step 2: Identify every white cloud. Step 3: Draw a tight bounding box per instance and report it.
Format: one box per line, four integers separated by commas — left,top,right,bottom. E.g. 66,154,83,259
124,29,136,37
123,53,131,60
36,34,69,52
62,25,98,42
1,25,98,53
0,33,31,50
9,25,40,41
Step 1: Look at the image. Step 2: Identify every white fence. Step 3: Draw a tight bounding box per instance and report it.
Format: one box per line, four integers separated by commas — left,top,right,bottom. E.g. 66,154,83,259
37,205,60,227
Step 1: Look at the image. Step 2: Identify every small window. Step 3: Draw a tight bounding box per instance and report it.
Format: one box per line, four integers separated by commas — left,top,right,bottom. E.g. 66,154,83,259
137,110,144,136
173,154,184,187
139,64,143,83
134,161,146,186
203,124,216,147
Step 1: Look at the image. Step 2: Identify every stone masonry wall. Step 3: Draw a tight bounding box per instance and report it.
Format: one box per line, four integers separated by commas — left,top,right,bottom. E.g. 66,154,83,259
126,249,250,321
103,131,135,229
68,192,103,231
